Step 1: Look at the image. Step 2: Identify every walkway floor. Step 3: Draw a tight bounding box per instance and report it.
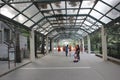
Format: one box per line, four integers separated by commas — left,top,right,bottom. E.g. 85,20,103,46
0,59,30,76
0,51,120,80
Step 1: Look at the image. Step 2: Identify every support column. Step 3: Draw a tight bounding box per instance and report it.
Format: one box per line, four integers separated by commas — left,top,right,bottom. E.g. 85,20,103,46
101,26,107,61
87,35,91,54
15,32,21,63
46,36,49,54
41,36,45,55
49,39,52,52
52,39,54,54
30,29,35,62
82,38,85,53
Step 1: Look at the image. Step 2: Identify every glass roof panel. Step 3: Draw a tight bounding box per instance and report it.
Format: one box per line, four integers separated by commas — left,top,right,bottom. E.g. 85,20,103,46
76,20,83,23
75,23,82,25
81,0,95,8
45,27,50,31
116,4,120,10
102,0,120,7
79,9,91,14
39,19,47,26
88,29,95,33
48,27,53,32
90,10,103,19
48,18,56,21
13,14,28,23
0,1,4,7
86,17,96,24
81,26,86,29
40,3,51,10
91,26,99,29
31,13,43,22
100,16,112,24
51,1,65,9
44,11,54,16
0,5,19,18
52,24,59,27
54,10,62,14
94,1,111,14
67,1,80,8
24,20,34,27
44,32,48,35
11,3,32,11
37,28,43,32
77,30,84,35
60,10,66,14
41,30,46,34
33,25,39,30
51,21,57,24
83,24,90,29
106,9,120,19
0,1,3,3
84,21,93,26
95,22,102,26
23,5,39,18
10,0,31,2
67,10,77,14
77,16,86,19
50,30,58,36
42,23,50,28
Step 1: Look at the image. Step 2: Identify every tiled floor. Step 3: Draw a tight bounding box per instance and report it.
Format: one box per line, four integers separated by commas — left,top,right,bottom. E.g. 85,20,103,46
0,51,120,80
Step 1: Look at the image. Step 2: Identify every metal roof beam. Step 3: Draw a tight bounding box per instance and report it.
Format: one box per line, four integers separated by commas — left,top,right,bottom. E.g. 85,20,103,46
46,27,88,36
3,0,83,4
53,33,82,40
0,14,31,31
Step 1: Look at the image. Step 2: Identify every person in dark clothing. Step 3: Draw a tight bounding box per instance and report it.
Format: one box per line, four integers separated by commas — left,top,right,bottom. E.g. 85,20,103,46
76,45,80,60
73,45,80,62
65,45,69,56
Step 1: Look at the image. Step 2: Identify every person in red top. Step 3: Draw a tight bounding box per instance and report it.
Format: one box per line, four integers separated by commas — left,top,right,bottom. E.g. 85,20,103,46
58,46,61,52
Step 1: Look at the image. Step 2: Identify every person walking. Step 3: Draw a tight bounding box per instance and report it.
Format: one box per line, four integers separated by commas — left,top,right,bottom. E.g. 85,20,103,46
65,45,69,56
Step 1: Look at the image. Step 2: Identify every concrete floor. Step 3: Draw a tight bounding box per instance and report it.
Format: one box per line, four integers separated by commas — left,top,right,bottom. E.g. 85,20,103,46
0,51,120,80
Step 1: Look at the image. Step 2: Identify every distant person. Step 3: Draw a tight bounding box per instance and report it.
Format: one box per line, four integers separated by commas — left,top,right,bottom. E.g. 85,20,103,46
65,45,69,56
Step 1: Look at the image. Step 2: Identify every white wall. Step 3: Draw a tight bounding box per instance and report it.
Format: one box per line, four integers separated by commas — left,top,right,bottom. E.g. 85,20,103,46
0,44,8,58
19,35,27,50
19,35,28,58
0,21,9,58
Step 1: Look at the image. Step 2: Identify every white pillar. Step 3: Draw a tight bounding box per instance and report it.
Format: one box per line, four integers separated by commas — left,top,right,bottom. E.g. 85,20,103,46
46,36,49,54
101,26,107,61
82,38,85,53
87,35,91,54
30,29,35,62
52,39,54,54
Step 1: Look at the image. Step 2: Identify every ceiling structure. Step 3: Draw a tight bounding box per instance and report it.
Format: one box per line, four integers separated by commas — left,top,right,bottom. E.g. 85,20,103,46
0,0,120,40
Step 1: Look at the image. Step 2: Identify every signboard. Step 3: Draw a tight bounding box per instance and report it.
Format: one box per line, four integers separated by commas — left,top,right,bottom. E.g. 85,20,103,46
9,48,15,60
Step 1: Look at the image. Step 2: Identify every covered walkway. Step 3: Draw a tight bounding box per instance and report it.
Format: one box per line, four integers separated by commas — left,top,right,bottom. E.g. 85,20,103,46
0,52,120,80
0,0,120,80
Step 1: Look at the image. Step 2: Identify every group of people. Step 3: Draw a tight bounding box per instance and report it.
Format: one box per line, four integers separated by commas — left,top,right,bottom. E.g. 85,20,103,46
65,45,80,62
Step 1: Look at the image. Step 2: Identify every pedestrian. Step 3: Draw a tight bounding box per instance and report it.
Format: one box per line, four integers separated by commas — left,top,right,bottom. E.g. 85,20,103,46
73,45,80,62
65,45,69,56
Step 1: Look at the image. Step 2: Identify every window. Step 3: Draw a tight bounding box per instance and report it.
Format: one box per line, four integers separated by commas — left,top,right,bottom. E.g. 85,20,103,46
4,29,10,43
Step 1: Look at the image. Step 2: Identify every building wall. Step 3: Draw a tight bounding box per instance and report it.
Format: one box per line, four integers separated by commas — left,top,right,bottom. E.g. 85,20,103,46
0,21,9,58
0,44,8,58
19,35,28,58
0,21,29,59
